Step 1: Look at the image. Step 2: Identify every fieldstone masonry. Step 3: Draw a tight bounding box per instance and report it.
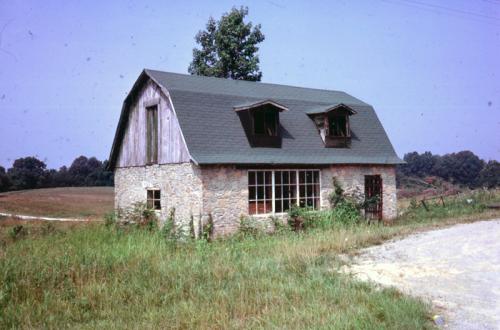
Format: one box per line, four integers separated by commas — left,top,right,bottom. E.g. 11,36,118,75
114,163,203,231
320,165,397,220
115,163,397,236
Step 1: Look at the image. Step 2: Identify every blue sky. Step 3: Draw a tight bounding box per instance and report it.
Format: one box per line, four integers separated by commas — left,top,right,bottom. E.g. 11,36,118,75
0,0,499,168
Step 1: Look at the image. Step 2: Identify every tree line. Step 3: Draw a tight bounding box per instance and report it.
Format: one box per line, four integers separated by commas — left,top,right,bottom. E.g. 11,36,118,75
0,156,113,192
398,150,499,188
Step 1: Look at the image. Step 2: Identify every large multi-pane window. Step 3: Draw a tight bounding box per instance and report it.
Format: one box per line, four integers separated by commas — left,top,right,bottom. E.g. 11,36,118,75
248,170,320,215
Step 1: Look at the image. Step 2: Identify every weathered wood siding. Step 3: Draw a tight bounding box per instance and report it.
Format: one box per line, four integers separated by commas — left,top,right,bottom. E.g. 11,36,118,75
116,79,190,167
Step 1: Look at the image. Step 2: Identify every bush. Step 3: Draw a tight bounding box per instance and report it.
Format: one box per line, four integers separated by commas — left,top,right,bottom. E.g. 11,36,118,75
288,201,362,231
8,225,27,240
238,216,263,237
122,202,158,230
330,201,361,225
201,213,214,242
161,207,176,240
104,212,117,228
328,177,345,207
271,216,290,234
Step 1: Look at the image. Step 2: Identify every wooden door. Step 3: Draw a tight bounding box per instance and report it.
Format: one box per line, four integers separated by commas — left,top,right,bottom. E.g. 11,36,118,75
365,175,382,220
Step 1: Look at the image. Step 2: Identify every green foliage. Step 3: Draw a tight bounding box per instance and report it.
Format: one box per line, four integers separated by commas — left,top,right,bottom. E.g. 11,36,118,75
7,156,47,190
288,203,362,231
238,215,262,237
8,225,26,240
478,160,500,188
287,204,305,230
400,190,498,222
1,155,113,192
330,201,362,225
0,166,11,192
270,216,290,234
398,150,492,188
124,202,158,230
160,207,176,240
328,177,345,207
201,213,214,242
103,212,117,228
189,214,196,239
188,6,265,81
68,156,114,187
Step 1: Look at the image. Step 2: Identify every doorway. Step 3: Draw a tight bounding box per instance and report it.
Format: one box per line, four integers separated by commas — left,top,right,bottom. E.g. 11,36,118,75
365,175,383,220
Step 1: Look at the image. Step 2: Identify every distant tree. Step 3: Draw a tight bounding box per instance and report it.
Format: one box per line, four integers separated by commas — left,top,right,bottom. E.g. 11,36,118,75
188,6,265,81
477,160,500,188
432,151,484,186
401,151,439,177
0,166,11,192
7,157,47,190
69,156,103,186
49,166,73,187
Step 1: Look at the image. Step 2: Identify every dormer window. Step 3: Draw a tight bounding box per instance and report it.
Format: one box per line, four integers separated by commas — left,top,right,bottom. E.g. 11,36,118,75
327,113,349,137
254,108,278,136
307,103,356,148
234,99,288,148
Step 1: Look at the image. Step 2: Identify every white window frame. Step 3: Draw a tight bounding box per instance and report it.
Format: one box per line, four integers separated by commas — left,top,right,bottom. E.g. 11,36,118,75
248,169,321,216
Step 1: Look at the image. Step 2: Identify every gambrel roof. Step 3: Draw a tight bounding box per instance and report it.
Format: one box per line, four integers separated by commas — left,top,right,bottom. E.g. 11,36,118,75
109,69,403,168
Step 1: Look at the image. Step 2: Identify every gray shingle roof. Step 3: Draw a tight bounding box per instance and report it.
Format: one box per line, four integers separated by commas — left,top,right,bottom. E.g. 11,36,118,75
109,69,403,167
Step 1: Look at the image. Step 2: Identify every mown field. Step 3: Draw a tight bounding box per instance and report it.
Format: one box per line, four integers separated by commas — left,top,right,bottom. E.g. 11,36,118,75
0,187,114,219
0,188,499,329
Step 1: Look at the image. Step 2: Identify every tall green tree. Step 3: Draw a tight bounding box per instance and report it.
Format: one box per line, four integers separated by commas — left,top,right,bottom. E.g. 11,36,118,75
0,166,11,192
478,160,500,188
7,157,47,190
188,7,265,81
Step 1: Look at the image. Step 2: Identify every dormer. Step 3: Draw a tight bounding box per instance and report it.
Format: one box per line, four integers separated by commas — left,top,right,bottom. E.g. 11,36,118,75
307,103,357,148
234,99,289,148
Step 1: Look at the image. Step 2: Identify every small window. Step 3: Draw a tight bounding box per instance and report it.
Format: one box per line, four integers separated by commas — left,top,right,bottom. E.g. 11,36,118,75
147,189,161,210
328,114,349,137
253,109,278,136
146,105,158,164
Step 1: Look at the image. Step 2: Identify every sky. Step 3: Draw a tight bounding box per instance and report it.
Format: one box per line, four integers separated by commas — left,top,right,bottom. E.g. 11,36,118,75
0,0,499,169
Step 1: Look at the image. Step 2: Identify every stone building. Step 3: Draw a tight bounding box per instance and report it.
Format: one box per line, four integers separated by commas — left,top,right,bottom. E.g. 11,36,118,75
108,70,403,235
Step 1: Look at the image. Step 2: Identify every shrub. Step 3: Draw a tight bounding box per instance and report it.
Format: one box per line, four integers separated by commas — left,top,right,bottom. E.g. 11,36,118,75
238,215,262,237
288,201,362,231
271,216,290,234
104,212,117,228
41,222,57,235
287,204,305,231
328,177,345,207
189,215,195,239
201,213,214,242
8,225,27,240
330,201,361,225
161,207,176,240
124,202,158,230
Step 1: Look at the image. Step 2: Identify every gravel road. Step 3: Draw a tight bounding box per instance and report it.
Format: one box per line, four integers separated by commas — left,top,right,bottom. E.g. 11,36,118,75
343,219,500,329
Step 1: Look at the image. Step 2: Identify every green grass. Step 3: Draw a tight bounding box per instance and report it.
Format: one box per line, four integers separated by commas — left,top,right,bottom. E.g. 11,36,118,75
0,225,434,329
0,189,498,329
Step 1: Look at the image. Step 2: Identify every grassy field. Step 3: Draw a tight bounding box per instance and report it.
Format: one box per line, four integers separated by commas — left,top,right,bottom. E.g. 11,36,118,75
0,189,499,329
0,187,113,219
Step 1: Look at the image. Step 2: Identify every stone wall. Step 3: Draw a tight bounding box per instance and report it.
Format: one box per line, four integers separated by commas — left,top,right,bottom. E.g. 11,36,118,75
320,165,397,220
200,165,248,236
114,163,203,229
199,165,397,236
115,164,397,236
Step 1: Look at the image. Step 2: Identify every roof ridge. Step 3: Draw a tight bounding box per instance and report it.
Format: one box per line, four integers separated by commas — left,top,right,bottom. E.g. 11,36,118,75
168,88,373,108
144,68,358,98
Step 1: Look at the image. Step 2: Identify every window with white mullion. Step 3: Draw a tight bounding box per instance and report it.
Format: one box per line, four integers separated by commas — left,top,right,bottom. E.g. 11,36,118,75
248,169,320,215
